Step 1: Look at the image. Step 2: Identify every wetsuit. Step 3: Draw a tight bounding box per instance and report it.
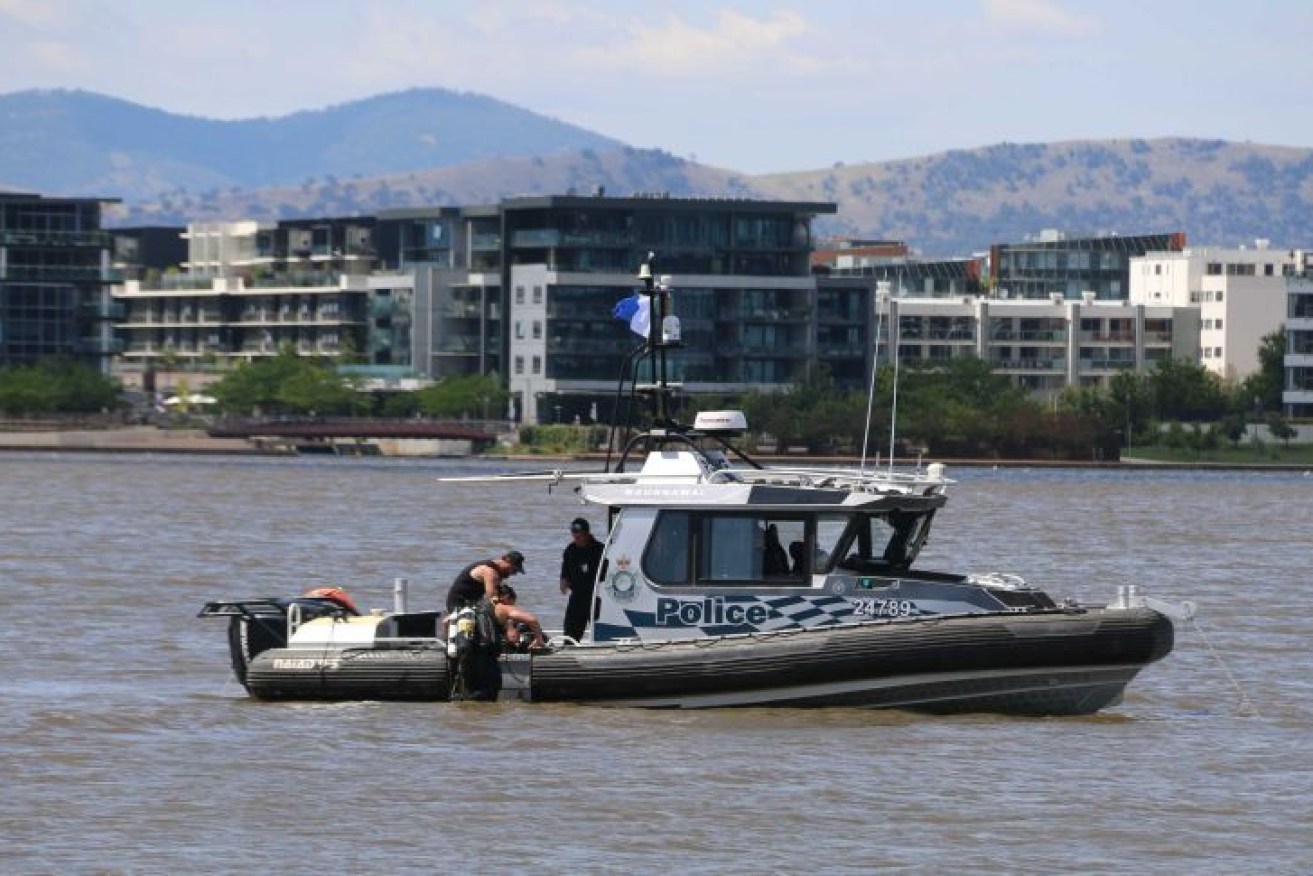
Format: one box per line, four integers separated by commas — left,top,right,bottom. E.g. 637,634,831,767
446,560,495,612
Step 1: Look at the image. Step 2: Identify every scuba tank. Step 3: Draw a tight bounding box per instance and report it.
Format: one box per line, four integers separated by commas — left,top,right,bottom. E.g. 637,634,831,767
447,601,502,701
447,605,477,659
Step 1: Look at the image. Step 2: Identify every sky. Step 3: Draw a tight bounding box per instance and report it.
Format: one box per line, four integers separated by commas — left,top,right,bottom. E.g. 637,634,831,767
2,0,1311,175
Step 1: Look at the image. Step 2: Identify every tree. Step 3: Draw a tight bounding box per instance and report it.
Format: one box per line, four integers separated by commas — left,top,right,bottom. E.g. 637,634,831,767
277,364,363,415
209,349,304,414
1266,413,1297,447
1108,370,1151,442
1219,412,1247,447
1162,421,1186,451
1147,357,1229,421
0,360,121,414
1239,328,1285,416
416,374,508,419
209,348,363,416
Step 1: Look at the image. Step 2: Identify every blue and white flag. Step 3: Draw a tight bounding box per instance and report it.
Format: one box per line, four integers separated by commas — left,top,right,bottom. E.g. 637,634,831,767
613,293,651,338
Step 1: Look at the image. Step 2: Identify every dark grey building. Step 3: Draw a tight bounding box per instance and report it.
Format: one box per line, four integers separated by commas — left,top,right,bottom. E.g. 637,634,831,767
990,231,1186,300
1,192,119,372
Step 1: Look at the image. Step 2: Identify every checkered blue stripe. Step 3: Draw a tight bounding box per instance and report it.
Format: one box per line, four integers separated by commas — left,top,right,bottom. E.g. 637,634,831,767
597,593,857,641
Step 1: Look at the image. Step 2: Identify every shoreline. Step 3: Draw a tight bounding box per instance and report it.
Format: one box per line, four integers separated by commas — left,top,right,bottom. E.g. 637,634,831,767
0,427,1309,471
0,427,260,455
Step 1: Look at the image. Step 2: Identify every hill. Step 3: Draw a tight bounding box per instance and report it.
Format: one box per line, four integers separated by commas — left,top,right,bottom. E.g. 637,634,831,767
0,87,625,198
109,146,770,227
4,89,1313,255
113,138,1313,257
755,138,1313,255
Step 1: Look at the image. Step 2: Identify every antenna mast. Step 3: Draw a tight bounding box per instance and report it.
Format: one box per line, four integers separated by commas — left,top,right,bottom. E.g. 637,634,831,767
859,281,888,475
637,251,681,426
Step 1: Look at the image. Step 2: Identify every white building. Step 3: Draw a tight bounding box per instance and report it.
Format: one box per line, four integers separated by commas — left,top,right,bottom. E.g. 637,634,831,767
113,220,413,385
1130,244,1296,381
879,290,1197,397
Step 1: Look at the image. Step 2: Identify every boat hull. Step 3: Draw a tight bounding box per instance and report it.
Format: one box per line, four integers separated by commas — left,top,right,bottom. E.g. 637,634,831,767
245,645,449,701
529,607,1172,714
237,607,1171,715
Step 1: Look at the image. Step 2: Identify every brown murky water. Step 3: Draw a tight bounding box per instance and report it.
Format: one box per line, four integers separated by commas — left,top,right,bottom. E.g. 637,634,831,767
2,454,1310,873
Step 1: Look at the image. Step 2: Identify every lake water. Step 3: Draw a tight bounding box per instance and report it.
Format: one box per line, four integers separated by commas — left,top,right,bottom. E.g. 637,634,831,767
2,454,1310,874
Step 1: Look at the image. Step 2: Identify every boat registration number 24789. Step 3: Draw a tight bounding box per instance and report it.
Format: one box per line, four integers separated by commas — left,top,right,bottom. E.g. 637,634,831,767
850,597,916,617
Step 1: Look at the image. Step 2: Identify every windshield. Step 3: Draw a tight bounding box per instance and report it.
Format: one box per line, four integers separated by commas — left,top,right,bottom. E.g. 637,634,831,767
834,510,934,573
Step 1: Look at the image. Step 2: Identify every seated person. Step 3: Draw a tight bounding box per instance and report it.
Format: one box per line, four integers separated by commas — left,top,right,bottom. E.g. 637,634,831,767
763,524,791,576
490,583,545,651
789,541,807,574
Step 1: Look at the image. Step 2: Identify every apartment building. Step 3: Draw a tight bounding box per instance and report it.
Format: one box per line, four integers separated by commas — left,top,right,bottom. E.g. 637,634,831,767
106,202,1231,422
113,218,412,385
1130,243,1296,381
495,195,833,424
991,230,1186,301
809,274,1199,398
1284,271,1313,417
879,290,1197,395
1,191,119,372
373,205,503,381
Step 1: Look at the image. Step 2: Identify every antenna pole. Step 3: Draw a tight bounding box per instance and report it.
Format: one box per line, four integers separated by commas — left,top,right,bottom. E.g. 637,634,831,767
887,288,900,473
859,283,887,475
636,251,680,428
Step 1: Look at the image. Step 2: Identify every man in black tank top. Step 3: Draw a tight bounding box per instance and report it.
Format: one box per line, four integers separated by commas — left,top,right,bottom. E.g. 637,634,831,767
446,550,525,612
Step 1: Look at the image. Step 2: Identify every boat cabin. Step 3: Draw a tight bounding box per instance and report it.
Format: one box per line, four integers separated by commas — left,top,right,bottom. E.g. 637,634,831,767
579,446,960,643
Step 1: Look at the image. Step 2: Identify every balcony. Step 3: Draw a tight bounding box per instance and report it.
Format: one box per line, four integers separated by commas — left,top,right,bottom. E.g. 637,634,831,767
443,303,485,319
991,330,1067,343
371,298,398,319
720,306,811,322
2,264,107,283
249,270,342,289
0,230,111,247
76,336,125,354
991,358,1065,371
1080,332,1136,343
816,344,867,357
79,300,127,320
1080,359,1136,371
512,229,561,248
817,310,861,323
921,329,976,342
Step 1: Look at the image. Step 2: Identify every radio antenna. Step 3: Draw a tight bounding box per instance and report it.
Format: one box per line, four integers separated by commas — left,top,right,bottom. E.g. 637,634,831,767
887,280,900,473
859,282,889,475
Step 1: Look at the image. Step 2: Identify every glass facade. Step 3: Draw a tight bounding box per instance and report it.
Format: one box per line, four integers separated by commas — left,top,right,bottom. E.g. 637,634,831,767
1,194,115,370
502,198,817,279
991,232,1184,301
546,284,641,381
1285,279,1313,416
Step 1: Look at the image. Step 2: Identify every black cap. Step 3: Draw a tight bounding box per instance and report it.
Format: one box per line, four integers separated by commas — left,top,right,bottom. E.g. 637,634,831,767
570,517,590,533
504,550,525,574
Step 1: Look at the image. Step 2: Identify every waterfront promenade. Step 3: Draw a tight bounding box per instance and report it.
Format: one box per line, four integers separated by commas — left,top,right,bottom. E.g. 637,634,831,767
0,425,1308,471
0,426,256,454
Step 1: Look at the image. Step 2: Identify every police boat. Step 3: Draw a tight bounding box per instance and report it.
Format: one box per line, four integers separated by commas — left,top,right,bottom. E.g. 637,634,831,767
199,258,1191,714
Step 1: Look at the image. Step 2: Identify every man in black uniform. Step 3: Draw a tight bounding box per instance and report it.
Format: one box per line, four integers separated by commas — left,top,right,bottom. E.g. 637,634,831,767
559,518,604,642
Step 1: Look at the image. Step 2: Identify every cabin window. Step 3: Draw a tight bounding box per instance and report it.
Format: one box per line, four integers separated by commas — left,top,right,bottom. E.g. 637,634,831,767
645,511,692,584
833,510,932,572
814,515,849,574
644,511,810,586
